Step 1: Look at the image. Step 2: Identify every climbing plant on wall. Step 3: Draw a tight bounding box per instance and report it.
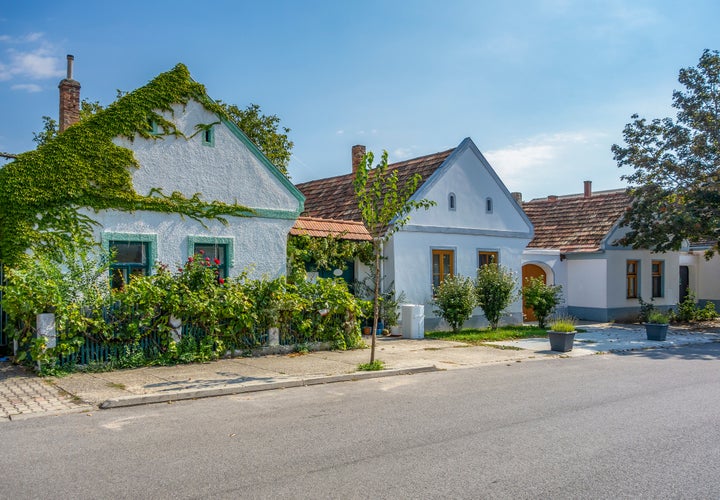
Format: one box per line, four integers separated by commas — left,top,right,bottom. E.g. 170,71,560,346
0,63,254,267
286,234,373,282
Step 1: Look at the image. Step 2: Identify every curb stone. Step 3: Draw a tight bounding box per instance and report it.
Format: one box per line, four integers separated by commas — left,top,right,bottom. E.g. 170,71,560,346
100,365,440,409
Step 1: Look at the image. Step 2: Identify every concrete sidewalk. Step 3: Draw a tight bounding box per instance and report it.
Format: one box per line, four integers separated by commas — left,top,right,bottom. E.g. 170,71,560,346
2,323,719,420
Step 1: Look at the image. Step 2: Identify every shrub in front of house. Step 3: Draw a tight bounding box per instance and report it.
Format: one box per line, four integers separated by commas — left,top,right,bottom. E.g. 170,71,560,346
522,276,563,329
475,263,519,330
1,250,363,373
433,275,476,333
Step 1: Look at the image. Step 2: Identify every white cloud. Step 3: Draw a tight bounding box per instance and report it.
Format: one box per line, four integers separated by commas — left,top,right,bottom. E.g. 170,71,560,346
485,131,609,197
335,130,344,135
391,147,418,160
11,83,42,92
0,33,64,82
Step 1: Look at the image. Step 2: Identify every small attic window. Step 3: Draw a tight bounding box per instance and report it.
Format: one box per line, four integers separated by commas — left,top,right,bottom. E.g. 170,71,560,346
448,193,456,211
485,197,493,214
148,119,159,135
202,126,215,147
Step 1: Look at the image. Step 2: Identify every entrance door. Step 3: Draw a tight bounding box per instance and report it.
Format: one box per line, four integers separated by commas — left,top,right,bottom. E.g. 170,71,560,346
679,265,689,303
522,264,547,322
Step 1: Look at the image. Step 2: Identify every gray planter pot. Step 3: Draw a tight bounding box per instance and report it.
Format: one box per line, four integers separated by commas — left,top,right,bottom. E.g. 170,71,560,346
645,323,668,341
548,331,576,352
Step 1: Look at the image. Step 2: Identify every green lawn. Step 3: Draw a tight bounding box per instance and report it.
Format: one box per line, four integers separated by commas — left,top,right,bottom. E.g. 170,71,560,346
425,325,548,345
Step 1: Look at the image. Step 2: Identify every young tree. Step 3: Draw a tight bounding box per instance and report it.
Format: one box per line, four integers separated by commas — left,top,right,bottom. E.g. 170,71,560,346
475,263,518,330
522,276,562,329
433,275,476,333
612,49,720,254
353,150,435,362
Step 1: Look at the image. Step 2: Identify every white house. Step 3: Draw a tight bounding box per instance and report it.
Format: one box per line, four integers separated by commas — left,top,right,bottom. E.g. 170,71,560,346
296,138,534,330
62,58,304,286
521,184,684,322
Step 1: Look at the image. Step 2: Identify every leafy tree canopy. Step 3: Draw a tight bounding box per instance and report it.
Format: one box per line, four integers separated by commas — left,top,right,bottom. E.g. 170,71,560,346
612,49,720,254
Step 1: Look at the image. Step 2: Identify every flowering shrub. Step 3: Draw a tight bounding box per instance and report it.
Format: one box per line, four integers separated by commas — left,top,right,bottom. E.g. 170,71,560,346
2,251,363,373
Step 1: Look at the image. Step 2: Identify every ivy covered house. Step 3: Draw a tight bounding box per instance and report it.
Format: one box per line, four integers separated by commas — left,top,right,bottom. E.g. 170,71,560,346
0,57,304,287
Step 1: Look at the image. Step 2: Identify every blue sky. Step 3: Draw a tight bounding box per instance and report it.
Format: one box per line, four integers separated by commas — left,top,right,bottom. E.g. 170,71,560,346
1,0,719,200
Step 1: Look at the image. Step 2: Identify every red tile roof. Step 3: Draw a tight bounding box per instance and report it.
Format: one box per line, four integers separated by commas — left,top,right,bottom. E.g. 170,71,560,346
296,148,454,222
291,216,371,241
523,189,631,253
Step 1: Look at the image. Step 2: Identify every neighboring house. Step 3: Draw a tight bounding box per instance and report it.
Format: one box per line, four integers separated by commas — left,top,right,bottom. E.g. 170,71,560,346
296,137,534,330
681,240,720,310
521,183,684,322
27,57,304,285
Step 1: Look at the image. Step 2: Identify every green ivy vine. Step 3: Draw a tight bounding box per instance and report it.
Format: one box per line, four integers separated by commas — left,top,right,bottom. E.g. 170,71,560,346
287,234,373,281
0,63,252,267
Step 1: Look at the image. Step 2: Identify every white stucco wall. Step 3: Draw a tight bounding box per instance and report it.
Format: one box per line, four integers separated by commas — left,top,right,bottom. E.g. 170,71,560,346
383,139,532,329
390,224,530,327
91,209,292,279
694,253,720,303
91,99,301,280
604,250,680,308
566,257,608,309
407,143,532,234
113,100,300,213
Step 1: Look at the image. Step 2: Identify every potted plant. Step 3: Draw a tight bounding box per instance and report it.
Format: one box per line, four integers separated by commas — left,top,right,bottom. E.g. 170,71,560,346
645,310,669,341
547,316,577,352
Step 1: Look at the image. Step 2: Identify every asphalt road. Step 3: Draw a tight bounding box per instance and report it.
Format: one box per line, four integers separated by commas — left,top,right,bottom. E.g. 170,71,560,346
3,343,720,499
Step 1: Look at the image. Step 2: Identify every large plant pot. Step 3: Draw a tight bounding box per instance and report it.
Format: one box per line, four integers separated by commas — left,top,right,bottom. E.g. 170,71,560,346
645,323,668,341
548,331,576,352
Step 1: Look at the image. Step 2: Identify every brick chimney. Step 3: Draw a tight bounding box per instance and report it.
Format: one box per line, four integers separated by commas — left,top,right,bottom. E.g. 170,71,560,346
58,55,81,132
584,180,592,198
352,145,366,175
511,192,522,204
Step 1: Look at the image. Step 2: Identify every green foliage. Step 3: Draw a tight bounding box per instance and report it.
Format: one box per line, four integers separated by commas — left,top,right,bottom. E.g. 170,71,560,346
216,102,293,176
475,263,519,330
358,360,385,371
353,149,435,361
612,50,720,255
425,325,548,344
2,250,363,372
286,233,373,283
674,291,718,322
646,310,670,325
433,275,476,333
1,63,253,267
522,277,563,329
637,296,657,323
548,315,577,332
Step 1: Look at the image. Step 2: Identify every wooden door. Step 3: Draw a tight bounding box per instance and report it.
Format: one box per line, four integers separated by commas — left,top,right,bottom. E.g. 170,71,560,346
522,264,547,322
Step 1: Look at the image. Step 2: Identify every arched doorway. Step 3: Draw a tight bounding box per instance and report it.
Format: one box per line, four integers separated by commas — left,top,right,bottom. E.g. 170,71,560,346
522,264,547,322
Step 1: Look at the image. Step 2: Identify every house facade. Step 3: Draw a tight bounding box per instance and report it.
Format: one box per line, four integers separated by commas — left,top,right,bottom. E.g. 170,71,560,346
521,184,684,322
36,59,304,286
96,97,304,283
297,138,534,330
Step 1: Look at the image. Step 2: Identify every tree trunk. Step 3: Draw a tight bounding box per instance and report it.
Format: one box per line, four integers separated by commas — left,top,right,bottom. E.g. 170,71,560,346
371,247,380,363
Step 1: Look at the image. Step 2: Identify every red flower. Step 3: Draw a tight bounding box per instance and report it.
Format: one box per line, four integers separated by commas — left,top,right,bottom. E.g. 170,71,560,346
188,257,194,263
199,249,205,255
205,257,210,262
214,258,221,265
219,278,225,284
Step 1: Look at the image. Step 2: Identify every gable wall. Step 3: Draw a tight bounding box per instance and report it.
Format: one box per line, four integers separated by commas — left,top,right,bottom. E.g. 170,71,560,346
113,100,300,213
408,145,532,234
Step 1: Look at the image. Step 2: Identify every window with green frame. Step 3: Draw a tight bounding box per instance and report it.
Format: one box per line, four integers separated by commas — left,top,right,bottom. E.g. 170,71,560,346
194,243,228,279
110,241,150,289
